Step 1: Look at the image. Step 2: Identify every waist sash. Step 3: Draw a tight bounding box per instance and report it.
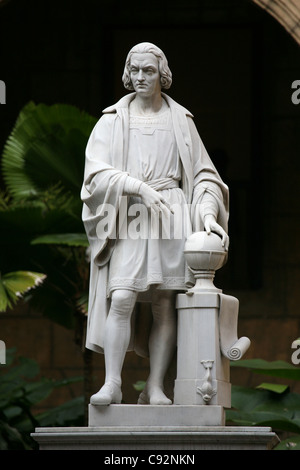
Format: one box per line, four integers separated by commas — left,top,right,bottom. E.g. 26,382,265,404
144,177,179,192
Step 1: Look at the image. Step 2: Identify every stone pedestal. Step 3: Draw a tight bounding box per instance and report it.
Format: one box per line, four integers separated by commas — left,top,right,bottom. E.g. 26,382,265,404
174,292,231,409
31,232,277,450
174,231,250,422
88,403,225,427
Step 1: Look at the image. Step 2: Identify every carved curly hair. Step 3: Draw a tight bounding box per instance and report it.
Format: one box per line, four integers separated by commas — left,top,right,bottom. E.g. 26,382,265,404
122,42,172,91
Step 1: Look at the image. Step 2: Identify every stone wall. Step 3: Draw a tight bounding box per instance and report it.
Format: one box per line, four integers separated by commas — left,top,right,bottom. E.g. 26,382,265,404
252,0,300,45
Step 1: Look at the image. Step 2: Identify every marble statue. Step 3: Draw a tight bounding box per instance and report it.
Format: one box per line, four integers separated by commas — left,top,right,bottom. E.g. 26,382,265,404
81,42,229,406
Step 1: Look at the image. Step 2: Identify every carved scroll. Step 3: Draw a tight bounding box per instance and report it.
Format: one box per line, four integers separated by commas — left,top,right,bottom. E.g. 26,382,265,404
219,293,251,360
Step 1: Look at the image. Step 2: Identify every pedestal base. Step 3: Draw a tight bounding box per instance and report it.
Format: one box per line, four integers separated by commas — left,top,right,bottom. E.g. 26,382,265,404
89,404,225,427
31,425,279,450
31,404,279,450
175,292,231,407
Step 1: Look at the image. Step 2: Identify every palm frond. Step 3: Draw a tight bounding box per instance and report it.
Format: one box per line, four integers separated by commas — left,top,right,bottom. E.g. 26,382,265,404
2,102,97,201
0,271,46,312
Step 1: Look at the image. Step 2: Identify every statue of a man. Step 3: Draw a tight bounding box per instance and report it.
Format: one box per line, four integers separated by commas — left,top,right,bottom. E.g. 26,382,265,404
81,42,229,406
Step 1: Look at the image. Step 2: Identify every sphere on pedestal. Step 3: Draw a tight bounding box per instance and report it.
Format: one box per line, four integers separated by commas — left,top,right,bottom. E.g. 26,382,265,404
184,231,227,272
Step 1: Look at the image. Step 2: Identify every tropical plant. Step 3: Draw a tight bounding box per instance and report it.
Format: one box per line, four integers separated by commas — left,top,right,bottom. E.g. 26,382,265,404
0,101,97,414
228,359,300,450
0,270,46,313
0,102,95,321
0,348,83,450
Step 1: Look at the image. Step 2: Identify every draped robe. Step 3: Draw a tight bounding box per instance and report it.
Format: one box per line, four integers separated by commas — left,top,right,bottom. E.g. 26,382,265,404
81,92,229,354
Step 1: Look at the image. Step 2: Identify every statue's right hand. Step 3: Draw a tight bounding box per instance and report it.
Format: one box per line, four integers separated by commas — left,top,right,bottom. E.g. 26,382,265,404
139,183,173,215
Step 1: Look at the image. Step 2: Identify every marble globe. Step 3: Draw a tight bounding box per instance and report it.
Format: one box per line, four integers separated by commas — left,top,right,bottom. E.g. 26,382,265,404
184,231,227,272
184,231,228,293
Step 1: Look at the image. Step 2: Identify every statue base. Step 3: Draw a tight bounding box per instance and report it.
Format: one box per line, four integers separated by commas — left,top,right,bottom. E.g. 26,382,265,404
31,404,279,450
31,428,279,451
89,403,225,427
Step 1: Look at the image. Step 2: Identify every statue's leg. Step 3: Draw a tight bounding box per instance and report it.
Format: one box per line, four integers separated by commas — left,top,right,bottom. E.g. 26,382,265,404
90,289,137,405
139,289,176,405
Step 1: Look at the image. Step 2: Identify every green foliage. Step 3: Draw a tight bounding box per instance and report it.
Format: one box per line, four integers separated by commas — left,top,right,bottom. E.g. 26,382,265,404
2,101,96,201
31,233,89,247
228,359,300,450
133,380,146,392
0,349,84,450
0,103,97,439
0,270,46,312
0,101,96,327
231,358,300,381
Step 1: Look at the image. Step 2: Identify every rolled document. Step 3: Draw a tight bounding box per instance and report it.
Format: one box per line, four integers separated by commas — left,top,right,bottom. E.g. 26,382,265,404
226,336,251,360
219,293,251,361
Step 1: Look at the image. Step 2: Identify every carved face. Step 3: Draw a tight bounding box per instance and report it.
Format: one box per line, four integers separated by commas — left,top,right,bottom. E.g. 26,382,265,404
130,53,161,98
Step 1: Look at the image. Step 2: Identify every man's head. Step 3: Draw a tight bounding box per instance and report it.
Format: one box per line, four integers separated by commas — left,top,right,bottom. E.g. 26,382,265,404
122,42,172,91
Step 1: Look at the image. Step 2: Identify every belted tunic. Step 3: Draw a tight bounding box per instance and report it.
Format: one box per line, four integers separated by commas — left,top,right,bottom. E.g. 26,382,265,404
81,92,229,355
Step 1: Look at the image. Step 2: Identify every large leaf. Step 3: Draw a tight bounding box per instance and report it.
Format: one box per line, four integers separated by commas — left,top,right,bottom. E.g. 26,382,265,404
276,435,300,450
0,271,46,312
231,385,300,414
256,383,289,394
1,102,97,200
0,102,92,328
31,233,89,247
230,359,300,381
226,409,300,434
227,384,300,443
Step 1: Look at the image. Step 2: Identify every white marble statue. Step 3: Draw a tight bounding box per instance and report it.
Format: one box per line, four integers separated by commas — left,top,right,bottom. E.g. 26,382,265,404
81,42,229,406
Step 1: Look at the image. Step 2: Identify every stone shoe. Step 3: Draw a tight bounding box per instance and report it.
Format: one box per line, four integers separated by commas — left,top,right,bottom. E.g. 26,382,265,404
90,382,122,405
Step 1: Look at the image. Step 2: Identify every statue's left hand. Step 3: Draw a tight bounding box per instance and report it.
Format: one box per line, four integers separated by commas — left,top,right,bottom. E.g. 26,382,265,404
204,215,229,251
